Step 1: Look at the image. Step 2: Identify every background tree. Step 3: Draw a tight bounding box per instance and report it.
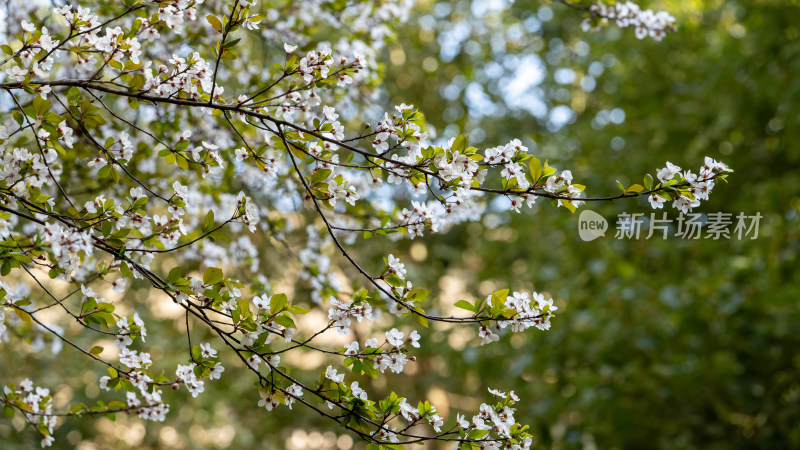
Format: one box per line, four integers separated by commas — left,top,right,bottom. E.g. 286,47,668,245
1,0,791,449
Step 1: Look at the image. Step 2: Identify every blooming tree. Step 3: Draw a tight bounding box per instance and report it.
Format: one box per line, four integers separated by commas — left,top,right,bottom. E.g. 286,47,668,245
0,0,731,448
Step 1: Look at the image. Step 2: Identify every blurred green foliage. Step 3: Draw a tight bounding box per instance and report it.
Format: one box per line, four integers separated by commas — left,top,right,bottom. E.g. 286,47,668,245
385,0,800,448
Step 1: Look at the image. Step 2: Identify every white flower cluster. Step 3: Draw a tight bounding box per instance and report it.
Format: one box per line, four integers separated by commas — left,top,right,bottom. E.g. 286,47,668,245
370,111,581,229
486,138,528,185
342,327,421,371
373,329,413,374
374,352,409,375
5,21,56,81
397,201,440,238
258,0,412,81
582,1,678,41
260,53,363,124
328,296,374,334
543,169,582,208
649,156,733,213
284,383,303,409
0,146,51,195
379,107,431,169
258,382,304,411
97,358,169,422
119,348,152,369
397,399,444,432
113,312,146,349
4,379,57,447
125,388,169,422
235,136,285,192
0,282,32,344
237,192,260,232
108,132,134,163
90,26,142,65
327,179,360,206
99,364,169,422
175,364,205,398
8,3,197,81
246,353,280,371
41,223,94,280
479,291,558,345
452,389,532,449
387,254,406,279
154,0,203,33
143,52,218,100
297,47,344,83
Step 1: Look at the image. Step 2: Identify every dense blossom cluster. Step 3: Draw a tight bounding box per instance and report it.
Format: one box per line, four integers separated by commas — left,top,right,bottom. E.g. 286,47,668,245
649,157,733,212
2,380,57,447
580,1,678,41
0,0,728,448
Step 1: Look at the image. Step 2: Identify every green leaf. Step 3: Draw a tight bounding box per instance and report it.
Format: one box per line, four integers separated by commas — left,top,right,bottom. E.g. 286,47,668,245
11,253,32,264
168,267,182,283
407,289,429,303
81,298,97,315
206,15,223,32
119,379,135,392
12,110,24,126
32,96,51,118
490,289,509,308
467,429,490,439
310,169,332,184
89,346,103,356
67,87,81,105
120,262,133,278
451,135,467,152
176,154,189,170
529,156,542,181
560,199,577,213
203,209,215,233
454,300,475,312
192,345,202,361
203,267,223,285
467,430,489,439
412,309,429,328
290,305,309,314
542,161,557,177
70,403,88,414
385,275,404,287
270,293,288,314
273,314,296,328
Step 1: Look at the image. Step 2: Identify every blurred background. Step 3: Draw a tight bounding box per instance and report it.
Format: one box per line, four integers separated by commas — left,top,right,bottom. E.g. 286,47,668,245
2,0,799,448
